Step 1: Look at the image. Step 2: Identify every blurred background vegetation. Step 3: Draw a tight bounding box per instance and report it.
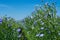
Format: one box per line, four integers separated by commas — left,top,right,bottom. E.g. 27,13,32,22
0,0,60,40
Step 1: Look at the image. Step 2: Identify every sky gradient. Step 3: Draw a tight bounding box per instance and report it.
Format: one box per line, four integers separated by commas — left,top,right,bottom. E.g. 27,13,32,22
0,0,60,20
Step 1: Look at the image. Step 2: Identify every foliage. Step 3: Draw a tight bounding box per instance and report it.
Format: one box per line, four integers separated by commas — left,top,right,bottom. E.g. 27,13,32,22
0,1,60,40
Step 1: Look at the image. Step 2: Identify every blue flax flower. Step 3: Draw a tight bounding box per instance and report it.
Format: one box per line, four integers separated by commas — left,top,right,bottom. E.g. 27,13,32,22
0,18,2,24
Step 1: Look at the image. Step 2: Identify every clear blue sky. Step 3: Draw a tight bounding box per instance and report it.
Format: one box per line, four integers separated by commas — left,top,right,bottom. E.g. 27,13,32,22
0,0,60,20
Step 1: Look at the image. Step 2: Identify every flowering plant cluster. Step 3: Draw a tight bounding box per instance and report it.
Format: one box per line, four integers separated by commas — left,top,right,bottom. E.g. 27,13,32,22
0,2,60,40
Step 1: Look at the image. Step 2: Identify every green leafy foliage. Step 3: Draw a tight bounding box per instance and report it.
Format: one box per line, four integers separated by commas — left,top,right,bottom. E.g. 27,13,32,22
0,1,60,40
